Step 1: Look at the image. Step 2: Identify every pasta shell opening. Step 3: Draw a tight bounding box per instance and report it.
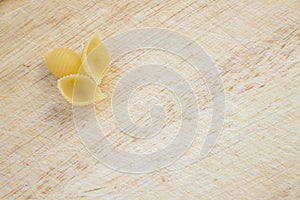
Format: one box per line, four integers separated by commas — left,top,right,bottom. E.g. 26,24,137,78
57,74,105,106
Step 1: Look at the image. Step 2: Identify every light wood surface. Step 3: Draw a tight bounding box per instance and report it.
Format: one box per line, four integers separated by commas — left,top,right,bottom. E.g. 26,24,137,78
0,0,299,199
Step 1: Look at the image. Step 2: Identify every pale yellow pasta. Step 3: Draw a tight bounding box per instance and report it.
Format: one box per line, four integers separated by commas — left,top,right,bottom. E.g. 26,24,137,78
81,32,102,60
81,33,110,84
57,74,106,106
78,33,102,75
44,48,81,78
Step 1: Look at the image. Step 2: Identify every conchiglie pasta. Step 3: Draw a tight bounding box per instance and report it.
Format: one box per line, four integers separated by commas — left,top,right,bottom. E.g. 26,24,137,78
44,48,81,78
79,33,102,75
82,32,102,60
57,74,106,106
81,33,110,84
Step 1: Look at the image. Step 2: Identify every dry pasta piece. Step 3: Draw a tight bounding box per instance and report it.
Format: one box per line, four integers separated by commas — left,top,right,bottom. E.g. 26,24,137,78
81,33,110,84
79,33,102,76
57,74,106,106
44,48,81,78
81,32,102,60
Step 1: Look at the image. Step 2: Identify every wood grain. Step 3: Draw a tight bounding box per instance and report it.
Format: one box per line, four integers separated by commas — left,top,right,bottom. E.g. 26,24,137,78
0,0,299,199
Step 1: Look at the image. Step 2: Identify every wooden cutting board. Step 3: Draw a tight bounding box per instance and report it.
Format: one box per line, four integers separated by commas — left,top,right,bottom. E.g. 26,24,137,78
0,0,299,199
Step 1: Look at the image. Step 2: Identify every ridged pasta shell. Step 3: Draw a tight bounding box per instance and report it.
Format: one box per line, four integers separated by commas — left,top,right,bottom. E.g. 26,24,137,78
57,74,106,106
81,33,110,84
44,48,81,78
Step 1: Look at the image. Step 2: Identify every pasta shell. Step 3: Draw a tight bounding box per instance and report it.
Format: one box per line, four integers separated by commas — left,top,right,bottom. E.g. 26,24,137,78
57,74,106,106
44,48,81,78
81,33,110,84
82,32,102,60
79,33,102,75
